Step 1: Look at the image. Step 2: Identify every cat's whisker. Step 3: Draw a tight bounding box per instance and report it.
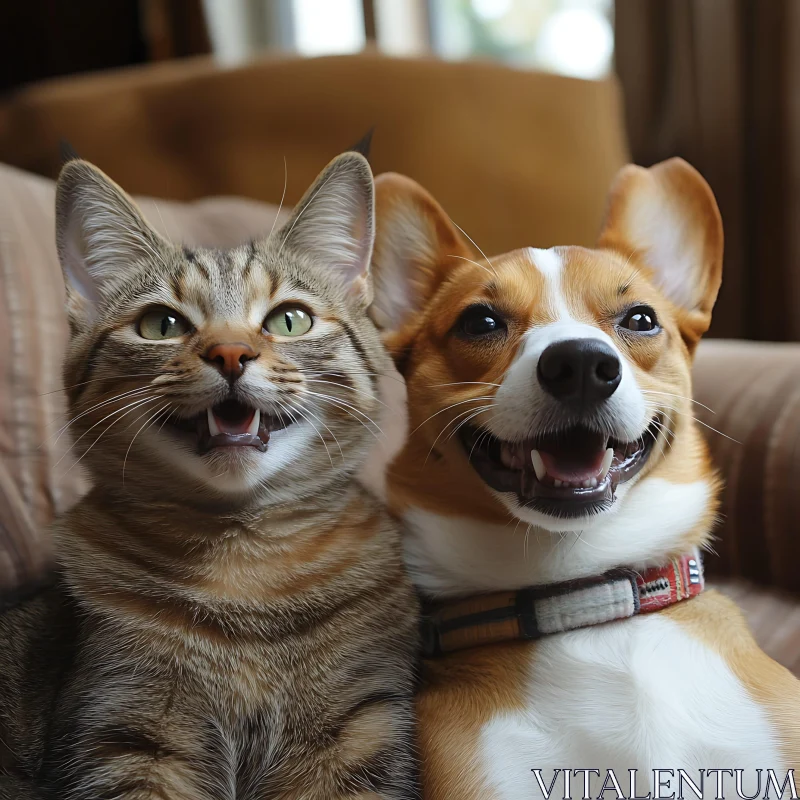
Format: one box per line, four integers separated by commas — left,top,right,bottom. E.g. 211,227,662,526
53,394,161,469
304,379,387,407
275,170,336,260
123,402,172,484
58,395,163,476
282,399,342,465
303,368,408,386
39,372,165,397
268,155,288,241
301,390,384,438
43,385,156,447
157,408,177,433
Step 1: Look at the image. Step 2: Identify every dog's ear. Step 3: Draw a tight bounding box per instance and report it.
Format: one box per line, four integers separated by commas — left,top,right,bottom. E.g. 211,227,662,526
370,173,473,335
598,158,723,349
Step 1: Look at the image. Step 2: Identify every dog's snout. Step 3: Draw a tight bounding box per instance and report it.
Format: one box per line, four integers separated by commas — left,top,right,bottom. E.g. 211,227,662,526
537,339,621,404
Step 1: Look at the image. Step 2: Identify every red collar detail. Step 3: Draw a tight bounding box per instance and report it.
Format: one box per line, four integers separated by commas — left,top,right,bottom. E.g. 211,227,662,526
421,550,704,657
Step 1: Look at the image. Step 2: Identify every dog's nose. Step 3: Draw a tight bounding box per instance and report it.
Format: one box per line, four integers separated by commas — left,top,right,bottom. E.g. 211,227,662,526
204,342,257,381
537,339,621,404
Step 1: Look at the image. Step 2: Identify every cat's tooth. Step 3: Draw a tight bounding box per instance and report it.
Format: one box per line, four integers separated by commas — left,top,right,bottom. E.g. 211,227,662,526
530,450,546,481
247,408,261,436
598,447,614,481
207,408,221,437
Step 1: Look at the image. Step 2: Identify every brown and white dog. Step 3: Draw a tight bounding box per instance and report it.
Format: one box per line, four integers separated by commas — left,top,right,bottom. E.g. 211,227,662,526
368,159,800,799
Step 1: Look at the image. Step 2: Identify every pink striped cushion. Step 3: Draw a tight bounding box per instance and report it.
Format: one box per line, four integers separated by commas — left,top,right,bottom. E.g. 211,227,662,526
0,162,283,596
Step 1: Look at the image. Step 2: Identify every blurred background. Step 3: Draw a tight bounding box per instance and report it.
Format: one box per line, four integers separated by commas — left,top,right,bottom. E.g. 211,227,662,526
4,1,800,663
5,0,793,343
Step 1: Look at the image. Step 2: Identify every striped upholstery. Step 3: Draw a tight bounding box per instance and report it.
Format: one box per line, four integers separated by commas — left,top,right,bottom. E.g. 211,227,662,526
0,162,282,600
693,340,800,594
718,581,800,676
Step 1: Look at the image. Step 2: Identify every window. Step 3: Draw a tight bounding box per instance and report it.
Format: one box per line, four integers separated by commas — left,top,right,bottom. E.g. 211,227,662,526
430,0,614,79
203,0,615,80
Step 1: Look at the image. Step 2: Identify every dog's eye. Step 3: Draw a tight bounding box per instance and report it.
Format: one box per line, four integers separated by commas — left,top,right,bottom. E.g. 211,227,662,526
458,305,507,337
621,305,659,333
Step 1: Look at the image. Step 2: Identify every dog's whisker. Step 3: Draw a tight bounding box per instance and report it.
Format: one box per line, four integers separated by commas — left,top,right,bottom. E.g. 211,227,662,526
641,389,715,414
410,396,496,435
428,381,502,389
450,219,499,279
425,405,494,464
447,254,494,278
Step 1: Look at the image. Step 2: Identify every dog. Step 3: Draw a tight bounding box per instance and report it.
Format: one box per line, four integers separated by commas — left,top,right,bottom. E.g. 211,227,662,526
368,159,800,799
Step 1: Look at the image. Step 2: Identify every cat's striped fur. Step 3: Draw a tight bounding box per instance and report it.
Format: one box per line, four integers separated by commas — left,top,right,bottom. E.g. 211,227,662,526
0,153,420,799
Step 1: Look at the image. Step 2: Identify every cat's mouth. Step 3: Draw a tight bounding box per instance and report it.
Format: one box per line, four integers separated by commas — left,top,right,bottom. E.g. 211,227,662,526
166,399,291,454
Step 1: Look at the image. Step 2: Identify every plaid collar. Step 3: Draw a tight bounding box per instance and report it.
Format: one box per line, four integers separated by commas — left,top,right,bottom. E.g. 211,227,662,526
420,549,704,657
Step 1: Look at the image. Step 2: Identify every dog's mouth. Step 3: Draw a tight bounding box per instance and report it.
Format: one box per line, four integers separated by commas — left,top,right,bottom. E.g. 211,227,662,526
165,398,292,454
459,416,661,518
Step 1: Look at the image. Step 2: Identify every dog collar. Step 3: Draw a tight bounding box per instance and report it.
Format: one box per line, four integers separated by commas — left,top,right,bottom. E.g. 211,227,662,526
420,549,704,657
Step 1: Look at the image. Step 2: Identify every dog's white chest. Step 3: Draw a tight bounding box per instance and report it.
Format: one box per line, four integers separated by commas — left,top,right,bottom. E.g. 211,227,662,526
479,615,783,800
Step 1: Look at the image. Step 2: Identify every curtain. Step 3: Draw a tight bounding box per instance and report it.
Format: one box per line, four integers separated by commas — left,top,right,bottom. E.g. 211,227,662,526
615,0,800,341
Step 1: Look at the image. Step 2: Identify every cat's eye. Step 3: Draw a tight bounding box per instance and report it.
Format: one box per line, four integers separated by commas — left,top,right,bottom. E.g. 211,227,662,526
457,304,507,338
620,305,659,334
138,307,191,340
263,306,313,337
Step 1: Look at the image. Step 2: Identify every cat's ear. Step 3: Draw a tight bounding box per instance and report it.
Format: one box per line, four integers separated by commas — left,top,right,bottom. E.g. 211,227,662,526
55,160,168,316
278,152,374,304
369,172,472,333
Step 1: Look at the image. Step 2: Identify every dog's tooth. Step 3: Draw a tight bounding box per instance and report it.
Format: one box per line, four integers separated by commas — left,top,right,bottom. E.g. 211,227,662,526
530,450,546,481
246,408,261,436
554,479,564,488
207,408,221,437
598,447,614,481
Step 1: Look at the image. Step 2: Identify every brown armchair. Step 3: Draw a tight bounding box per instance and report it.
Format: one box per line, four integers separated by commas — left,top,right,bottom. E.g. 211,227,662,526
1,53,798,669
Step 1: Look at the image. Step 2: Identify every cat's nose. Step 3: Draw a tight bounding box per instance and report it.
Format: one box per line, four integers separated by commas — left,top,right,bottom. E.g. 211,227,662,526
203,342,257,381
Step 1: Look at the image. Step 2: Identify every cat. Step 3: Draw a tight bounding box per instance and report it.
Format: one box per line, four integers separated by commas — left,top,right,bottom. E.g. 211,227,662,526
0,152,420,799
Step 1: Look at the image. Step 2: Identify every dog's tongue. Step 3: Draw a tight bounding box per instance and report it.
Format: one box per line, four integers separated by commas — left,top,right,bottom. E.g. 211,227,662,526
538,448,606,482
537,429,607,482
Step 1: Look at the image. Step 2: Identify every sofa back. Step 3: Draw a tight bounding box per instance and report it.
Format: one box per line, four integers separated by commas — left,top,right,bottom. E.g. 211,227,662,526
0,53,629,259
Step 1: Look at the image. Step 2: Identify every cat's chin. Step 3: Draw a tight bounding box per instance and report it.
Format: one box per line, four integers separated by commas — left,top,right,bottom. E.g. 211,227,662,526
152,417,307,497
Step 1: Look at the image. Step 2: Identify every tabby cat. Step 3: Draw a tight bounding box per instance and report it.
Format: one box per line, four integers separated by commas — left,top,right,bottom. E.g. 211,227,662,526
0,153,420,799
